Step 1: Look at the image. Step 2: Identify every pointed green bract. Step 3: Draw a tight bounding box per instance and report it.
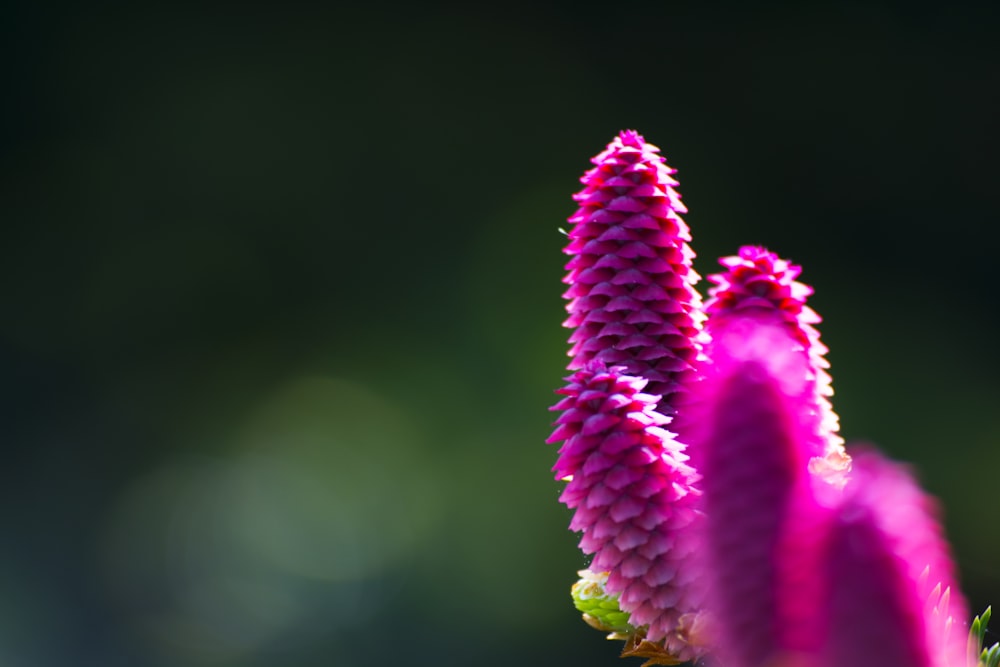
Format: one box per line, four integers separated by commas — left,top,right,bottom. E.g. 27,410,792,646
973,607,1000,667
984,645,1000,667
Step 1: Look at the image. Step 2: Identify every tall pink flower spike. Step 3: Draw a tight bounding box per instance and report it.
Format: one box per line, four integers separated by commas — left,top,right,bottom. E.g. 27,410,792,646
686,318,828,667
562,130,703,415
818,449,971,667
547,362,705,662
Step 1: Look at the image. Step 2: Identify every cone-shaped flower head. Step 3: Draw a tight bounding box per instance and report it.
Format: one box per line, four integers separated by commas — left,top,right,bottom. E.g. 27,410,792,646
819,449,971,667
562,130,703,414
704,246,846,470
687,318,827,667
547,362,704,660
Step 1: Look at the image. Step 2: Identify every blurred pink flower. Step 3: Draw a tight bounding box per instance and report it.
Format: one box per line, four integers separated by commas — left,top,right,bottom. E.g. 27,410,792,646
562,130,703,414
818,449,971,667
547,362,704,660
686,318,827,667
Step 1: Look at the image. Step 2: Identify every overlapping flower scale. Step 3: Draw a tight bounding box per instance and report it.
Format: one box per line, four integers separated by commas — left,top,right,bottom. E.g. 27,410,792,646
818,449,971,667
547,362,704,660
562,130,703,413
686,318,823,667
704,245,845,469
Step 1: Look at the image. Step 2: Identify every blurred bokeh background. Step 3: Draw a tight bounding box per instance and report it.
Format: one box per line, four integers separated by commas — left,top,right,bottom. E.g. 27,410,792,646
2,2,999,666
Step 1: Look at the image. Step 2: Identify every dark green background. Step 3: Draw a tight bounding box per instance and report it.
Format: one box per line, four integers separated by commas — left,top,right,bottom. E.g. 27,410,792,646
3,3,998,666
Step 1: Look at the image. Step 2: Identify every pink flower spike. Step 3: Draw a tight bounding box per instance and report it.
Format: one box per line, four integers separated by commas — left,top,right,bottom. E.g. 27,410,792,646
704,245,846,472
687,318,824,667
563,131,703,415
547,362,705,660
818,448,971,667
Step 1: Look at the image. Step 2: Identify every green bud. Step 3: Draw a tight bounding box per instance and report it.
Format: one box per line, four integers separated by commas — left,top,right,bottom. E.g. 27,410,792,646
571,569,634,634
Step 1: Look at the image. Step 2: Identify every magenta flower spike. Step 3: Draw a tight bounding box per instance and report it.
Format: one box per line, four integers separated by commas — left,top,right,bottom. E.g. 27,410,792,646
686,318,827,667
547,362,705,661
547,132,988,667
703,246,846,470
562,131,703,414
818,449,971,667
